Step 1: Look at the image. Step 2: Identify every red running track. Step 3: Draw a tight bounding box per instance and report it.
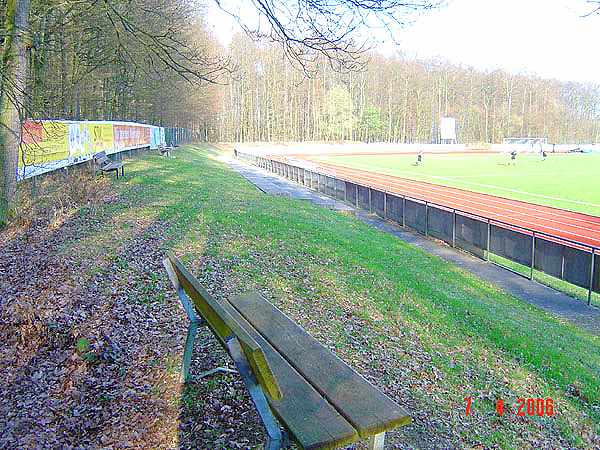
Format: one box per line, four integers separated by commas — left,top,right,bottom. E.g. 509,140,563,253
286,157,600,250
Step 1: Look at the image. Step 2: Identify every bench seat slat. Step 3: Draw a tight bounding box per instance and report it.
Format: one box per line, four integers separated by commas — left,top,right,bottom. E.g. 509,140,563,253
102,162,123,170
229,292,411,438
220,298,359,450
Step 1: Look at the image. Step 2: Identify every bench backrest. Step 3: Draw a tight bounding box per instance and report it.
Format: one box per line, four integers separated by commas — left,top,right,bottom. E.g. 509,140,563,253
93,151,110,166
164,253,282,401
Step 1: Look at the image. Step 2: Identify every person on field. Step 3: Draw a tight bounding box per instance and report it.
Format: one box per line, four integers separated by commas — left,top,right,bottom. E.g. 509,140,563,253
510,149,517,165
416,150,423,166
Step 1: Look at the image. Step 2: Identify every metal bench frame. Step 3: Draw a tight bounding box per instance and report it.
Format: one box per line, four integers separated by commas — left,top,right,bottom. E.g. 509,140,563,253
163,258,288,449
94,152,125,179
158,144,173,157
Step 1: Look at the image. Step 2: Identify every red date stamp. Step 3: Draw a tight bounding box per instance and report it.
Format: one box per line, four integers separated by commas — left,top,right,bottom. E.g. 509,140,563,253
465,397,554,417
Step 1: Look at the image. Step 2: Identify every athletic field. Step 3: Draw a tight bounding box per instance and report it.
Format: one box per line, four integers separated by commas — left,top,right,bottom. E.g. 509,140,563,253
310,152,600,217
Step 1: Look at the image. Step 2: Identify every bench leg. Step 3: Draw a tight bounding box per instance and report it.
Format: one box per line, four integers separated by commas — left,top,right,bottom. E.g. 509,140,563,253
368,432,385,450
181,320,199,383
121,166,124,177
196,366,237,379
226,337,285,450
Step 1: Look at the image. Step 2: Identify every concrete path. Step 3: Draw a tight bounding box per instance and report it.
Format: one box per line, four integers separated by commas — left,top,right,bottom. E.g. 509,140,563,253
227,158,600,336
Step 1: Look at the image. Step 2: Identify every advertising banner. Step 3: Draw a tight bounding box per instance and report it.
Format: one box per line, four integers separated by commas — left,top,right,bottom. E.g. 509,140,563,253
19,121,69,168
68,123,89,158
18,119,166,180
86,123,115,154
114,125,151,150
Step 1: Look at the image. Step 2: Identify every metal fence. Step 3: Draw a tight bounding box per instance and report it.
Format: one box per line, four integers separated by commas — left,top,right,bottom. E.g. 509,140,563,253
238,152,599,304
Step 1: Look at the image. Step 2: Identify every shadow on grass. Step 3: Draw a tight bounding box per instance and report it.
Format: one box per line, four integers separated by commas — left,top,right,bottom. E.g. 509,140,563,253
2,145,599,449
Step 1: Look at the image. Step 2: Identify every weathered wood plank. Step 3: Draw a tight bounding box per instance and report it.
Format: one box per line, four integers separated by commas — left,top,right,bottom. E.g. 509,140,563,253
221,299,359,450
167,253,282,401
229,292,412,437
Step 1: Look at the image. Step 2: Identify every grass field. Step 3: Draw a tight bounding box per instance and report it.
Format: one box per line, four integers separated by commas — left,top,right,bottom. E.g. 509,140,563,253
313,152,600,216
3,145,600,448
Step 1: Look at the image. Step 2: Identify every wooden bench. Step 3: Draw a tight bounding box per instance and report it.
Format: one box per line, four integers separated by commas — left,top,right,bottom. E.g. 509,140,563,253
93,151,124,179
158,143,173,157
163,253,411,450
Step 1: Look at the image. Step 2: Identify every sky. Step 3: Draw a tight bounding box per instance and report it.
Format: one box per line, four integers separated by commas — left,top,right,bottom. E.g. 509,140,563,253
204,0,599,84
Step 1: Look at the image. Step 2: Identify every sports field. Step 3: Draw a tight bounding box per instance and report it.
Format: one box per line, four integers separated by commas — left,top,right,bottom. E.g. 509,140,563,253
311,152,600,217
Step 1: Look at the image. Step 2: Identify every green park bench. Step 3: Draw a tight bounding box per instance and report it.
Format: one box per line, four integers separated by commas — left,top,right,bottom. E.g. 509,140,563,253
93,151,124,179
163,253,411,450
158,143,173,157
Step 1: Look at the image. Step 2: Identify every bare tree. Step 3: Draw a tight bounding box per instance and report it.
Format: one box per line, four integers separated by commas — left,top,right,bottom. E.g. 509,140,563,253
1,0,30,225
214,0,442,72
584,1,600,16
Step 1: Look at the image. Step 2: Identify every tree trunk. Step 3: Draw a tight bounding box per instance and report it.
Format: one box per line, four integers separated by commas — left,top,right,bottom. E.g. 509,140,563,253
0,0,31,226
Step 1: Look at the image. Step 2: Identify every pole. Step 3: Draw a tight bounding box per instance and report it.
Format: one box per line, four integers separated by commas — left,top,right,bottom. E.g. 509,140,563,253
589,250,595,306
486,219,491,261
425,202,429,237
452,209,456,247
530,232,536,281
355,184,359,207
369,188,372,213
402,196,406,228
383,193,387,219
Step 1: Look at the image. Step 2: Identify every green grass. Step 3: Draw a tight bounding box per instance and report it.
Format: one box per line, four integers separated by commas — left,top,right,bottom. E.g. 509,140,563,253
101,145,599,447
314,152,600,216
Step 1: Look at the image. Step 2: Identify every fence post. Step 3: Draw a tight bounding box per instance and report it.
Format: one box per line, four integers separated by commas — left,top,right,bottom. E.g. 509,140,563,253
383,193,387,219
369,188,372,213
486,219,491,261
530,232,536,280
402,196,406,228
424,202,428,237
589,250,596,306
452,209,456,248
355,184,359,207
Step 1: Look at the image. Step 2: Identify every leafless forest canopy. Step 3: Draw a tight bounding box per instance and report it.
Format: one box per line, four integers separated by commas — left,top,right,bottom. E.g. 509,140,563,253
4,0,600,144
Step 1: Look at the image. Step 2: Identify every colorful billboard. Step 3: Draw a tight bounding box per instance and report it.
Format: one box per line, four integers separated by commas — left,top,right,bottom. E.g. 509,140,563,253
20,121,69,167
18,120,166,180
113,125,151,151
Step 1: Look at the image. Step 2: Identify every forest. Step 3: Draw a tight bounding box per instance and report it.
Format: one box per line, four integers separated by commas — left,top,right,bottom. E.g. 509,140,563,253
215,39,600,144
3,0,600,145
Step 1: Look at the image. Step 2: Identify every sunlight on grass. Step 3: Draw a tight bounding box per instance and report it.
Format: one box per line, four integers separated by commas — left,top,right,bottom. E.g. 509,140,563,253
109,144,600,447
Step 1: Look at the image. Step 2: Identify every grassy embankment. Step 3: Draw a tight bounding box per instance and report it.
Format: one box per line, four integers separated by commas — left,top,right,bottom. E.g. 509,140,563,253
5,144,598,448
128,145,599,448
